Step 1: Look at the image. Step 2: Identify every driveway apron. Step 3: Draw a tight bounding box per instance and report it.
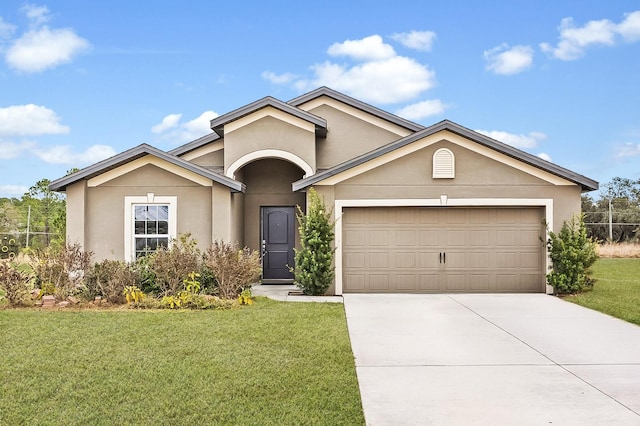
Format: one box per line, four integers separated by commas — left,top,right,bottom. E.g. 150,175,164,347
343,294,640,426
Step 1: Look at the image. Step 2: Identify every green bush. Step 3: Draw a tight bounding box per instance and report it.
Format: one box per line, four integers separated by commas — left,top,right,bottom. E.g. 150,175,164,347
0,261,32,306
293,188,335,296
203,241,261,299
547,214,598,294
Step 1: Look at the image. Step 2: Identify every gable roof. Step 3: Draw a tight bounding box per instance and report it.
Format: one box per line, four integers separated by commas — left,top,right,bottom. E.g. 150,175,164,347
293,119,598,192
169,132,221,157
209,96,327,138
49,143,245,193
288,86,425,133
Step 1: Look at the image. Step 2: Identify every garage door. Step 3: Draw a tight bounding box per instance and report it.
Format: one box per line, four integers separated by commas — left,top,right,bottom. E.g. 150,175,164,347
342,207,545,293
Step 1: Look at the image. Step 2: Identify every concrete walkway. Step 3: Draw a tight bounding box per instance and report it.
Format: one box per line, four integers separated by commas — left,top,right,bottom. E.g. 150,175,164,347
343,294,640,426
251,283,343,303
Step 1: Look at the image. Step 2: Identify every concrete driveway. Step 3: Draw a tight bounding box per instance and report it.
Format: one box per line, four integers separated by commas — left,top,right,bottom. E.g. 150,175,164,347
343,294,640,426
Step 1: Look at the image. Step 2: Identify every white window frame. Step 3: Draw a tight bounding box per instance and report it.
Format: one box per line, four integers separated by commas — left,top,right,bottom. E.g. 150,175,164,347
124,194,177,261
433,148,455,178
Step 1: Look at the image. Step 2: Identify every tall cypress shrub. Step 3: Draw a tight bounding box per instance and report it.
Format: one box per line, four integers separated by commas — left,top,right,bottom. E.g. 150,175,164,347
293,188,335,295
546,214,598,294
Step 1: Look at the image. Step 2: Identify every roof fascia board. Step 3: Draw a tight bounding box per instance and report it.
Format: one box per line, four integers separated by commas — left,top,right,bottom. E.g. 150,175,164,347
209,96,327,138
180,139,224,162
288,86,424,133
293,120,598,192
297,96,413,137
170,132,221,156
224,106,316,136
49,143,244,193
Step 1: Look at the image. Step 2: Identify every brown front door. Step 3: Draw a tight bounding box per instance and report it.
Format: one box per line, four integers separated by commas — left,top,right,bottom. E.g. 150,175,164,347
261,206,295,280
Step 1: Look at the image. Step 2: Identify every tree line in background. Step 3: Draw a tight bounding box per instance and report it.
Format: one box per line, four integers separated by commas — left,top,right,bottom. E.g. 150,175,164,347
582,177,640,243
0,179,66,257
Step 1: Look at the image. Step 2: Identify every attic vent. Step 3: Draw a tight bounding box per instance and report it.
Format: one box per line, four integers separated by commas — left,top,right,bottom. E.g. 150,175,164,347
433,148,455,178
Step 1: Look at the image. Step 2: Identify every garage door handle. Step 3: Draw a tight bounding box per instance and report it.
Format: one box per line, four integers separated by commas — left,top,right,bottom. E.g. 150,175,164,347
439,252,442,263
443,252,446,264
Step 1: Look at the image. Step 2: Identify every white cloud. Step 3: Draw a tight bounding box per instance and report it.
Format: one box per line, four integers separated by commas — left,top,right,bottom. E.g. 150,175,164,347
484,44,534,75
300,55,435,104
263,34,438,105
615,142,640,158
261,71,298,85
0,104,70,136
475,129,547,149
0,185,29,196
22,4,51,27
537,152,552,162
183,111,218,136
31,144,116,165
152,110,220,144
541,11,640,60
618,11,640,42
6,27,90,73
151,113,182,134
390,30,436,51
395,99,446,120
327,35,396,61
0,140,35,159
0,17,16,40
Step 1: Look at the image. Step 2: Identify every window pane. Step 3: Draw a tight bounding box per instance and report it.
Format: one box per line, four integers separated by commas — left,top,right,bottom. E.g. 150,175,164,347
134,221,145,235
158,238,169,249
158,205,169,221
158,220,168,234
146,221,157,235
135,237,147,251
149,238,158,251
135,206,148,220
147,205,158,220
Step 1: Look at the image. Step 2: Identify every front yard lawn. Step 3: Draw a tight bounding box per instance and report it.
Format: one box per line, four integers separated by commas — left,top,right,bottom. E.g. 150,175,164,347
0,298,365,425
564,258,640,326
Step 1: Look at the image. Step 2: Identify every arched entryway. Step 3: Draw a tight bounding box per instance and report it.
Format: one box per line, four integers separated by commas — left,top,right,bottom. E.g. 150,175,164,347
235,158,305,281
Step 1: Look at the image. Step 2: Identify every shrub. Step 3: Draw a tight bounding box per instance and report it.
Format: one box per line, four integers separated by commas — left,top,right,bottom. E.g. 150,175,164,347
547,214,598,294
86,260,138,304
293,188,335,296
30,243,92,300
133,254,159,295
148,234,201,296
123,285,145,304
0,261,32,306
203,241,261,299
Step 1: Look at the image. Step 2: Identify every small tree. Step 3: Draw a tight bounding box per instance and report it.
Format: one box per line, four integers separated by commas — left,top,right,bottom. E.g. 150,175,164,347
293,188,335,296
546,214,598,294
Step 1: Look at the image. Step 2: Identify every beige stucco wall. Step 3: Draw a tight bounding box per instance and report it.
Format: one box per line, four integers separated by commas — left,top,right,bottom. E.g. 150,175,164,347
82,164,214,261
224,115,316,176
188,149,224,170
331,140,582,232
305,103,407,169
65,180,87,248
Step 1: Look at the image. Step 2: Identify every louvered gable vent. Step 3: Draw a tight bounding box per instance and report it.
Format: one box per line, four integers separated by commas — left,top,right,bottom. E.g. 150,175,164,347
432,148,455,178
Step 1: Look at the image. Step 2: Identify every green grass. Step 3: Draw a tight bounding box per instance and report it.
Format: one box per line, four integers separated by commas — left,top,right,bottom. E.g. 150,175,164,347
565,258,640,325
0,299,365,425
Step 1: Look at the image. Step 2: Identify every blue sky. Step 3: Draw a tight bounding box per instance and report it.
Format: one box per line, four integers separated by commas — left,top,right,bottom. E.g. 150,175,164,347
1,1,639,198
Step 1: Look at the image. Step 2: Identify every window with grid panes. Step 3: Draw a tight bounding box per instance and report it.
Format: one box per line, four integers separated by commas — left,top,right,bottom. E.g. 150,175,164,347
133,205,169,258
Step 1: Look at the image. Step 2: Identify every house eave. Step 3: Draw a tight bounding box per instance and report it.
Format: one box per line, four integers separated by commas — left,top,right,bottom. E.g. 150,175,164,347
209,96,328,138
49,143,245,193
293,119,598,192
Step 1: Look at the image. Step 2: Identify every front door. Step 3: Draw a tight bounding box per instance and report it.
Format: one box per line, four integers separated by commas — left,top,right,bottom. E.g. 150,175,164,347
261,206,295,280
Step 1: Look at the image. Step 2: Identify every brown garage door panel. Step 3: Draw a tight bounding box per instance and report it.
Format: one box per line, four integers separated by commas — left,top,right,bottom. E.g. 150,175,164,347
343,207,545,293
